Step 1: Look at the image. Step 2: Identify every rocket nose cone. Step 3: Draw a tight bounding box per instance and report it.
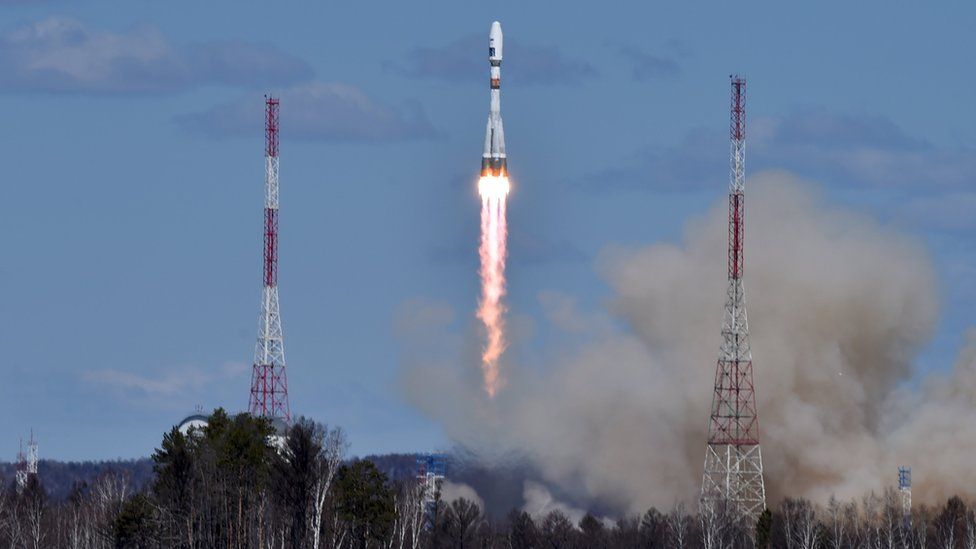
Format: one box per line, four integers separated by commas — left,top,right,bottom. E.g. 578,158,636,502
490,21,503,42
489,21,503,61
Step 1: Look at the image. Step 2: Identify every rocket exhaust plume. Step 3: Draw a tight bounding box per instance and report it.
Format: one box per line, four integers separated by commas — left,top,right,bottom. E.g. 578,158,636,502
477,175,510,397
477,21,510,397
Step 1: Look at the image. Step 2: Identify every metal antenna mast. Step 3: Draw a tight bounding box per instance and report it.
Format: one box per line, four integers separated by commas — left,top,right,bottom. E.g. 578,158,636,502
249,96,290,422
701,75,766,521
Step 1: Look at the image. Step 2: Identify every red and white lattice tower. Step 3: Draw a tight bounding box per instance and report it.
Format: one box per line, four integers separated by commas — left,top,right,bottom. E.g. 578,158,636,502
701,75,766,520
248,96,290,422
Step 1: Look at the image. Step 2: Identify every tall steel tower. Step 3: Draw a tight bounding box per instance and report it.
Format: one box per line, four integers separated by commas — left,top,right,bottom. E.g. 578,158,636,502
898,466,912,525
248,96,290,422
15,439,26,492
701,75,766,521
15,431,37,492
416,453,447,529
27,430,37,478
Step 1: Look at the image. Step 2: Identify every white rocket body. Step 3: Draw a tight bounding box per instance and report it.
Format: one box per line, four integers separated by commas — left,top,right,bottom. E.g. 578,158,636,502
482,21,506,177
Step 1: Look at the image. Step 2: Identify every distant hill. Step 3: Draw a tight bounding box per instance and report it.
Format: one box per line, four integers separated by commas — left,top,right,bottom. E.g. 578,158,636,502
363,453,422,482
0,452,547,516
0,459,155,501
0,455,419,502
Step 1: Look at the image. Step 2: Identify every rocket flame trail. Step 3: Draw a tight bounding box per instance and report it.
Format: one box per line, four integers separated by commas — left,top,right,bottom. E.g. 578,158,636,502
477,175,510,397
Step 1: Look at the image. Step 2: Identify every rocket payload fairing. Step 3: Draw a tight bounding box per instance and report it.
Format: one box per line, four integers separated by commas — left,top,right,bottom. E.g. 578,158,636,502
481,21,506,177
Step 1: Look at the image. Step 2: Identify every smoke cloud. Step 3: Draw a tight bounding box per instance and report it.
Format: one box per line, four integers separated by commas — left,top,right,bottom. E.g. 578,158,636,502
399,171,969,515
440,481,486,510
522,481,594,524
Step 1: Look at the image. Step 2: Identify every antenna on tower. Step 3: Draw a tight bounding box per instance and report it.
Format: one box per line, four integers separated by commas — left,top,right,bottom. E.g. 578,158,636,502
898,466,912,526
701,75,767,521
249,96,291,424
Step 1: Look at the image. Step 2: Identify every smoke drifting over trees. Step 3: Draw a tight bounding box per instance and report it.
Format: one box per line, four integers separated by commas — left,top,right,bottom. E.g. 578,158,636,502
8,440,976,549
400,171,975,514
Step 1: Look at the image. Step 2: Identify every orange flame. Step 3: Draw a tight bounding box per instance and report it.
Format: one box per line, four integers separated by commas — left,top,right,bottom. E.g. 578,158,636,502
477,175,511,398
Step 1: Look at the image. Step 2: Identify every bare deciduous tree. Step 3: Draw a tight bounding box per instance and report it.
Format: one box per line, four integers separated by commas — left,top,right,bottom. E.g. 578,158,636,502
825,495,848,549
878,488,902,549
441,498,483,548
965,510,976,549
698,499,729,549
310,425,346,549
934,497,966,549
388,480,426,549
782,498,820,549
667,502,692,549
541,510,574,549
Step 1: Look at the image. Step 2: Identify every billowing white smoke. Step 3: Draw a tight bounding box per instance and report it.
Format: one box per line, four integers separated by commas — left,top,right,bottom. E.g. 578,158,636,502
885,328,976,504
522,482,593,524
399,171,966,515
441,480,486,510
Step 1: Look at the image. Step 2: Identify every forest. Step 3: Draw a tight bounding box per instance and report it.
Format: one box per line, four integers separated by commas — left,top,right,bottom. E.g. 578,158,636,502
0,409,974,548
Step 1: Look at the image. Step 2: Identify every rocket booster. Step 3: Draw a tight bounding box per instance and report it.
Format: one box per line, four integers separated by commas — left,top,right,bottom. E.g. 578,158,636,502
481,21,506,177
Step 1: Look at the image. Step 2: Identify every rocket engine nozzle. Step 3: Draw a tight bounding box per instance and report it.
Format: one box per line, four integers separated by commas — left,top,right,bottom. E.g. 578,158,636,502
480,157,508,178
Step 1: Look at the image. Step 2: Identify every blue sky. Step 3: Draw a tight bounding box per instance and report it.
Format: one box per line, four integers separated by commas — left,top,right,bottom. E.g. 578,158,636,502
1,1,975,460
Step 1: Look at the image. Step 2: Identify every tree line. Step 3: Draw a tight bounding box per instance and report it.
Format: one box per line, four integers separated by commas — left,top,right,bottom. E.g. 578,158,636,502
0,409,974,548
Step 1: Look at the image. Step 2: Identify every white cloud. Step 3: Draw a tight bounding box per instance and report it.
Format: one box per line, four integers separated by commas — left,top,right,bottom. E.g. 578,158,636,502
0,18,312,94
585,108,976,191
177,82,438,142
390,33,597,86
85,361,248,404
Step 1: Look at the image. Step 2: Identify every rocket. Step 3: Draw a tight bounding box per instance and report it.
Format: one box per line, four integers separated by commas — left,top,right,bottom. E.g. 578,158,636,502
481,21,506,178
